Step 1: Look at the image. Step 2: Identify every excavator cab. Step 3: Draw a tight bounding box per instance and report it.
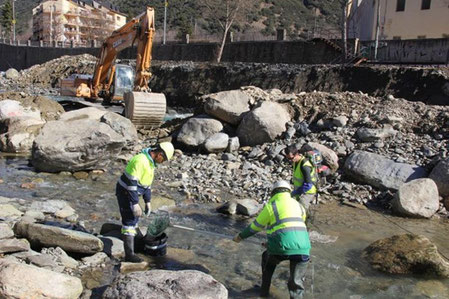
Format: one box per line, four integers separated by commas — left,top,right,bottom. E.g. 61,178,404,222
112,64,135,101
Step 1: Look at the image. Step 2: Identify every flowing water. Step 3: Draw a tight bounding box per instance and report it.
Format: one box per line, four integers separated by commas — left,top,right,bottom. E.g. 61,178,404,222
1,155,449,298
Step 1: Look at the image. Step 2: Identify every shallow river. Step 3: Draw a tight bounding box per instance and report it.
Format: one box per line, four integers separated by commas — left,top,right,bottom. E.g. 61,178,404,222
1,155,449,298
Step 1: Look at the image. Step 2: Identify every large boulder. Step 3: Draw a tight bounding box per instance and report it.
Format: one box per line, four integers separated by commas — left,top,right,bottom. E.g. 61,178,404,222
343,151,427,190
392,178,440,218
102,270,227,299
363,234,449,278
429,158,449,197
31,108,135,172
203,90,251,125
237,101,291,146
0,260,83,298
177,115,223,148
14,221,103,254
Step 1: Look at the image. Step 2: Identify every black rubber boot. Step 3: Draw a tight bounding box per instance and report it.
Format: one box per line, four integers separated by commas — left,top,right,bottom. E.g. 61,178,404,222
123,234,143,263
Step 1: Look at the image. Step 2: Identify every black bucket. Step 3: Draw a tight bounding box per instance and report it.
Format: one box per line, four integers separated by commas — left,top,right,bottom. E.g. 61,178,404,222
143,233,168,256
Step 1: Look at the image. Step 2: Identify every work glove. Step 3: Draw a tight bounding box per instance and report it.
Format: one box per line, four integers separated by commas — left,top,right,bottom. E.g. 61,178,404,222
233,233,242,243
144,202,151,216
132,203,142,217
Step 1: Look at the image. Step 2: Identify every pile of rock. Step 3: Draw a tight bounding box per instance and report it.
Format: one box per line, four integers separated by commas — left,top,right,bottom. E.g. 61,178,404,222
156,87,449,219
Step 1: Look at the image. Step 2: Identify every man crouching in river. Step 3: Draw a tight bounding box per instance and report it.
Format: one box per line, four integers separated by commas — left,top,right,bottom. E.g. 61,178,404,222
116,142,174,263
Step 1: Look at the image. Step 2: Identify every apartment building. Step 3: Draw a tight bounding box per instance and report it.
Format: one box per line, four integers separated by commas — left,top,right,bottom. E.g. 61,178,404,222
348,0,449,40
32,0,127,45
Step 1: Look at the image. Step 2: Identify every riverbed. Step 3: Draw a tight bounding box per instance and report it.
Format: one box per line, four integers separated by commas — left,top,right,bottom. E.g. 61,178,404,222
1,155,448,298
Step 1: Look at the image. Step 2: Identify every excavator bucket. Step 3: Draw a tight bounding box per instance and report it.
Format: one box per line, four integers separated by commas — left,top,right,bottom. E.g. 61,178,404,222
124,91,166,128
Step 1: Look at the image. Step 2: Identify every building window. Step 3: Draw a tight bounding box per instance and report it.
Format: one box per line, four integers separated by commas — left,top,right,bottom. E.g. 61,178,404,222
442,34,449,38
393,36,401,40
417,35,426,39
421,0,431,10
396,0,406,11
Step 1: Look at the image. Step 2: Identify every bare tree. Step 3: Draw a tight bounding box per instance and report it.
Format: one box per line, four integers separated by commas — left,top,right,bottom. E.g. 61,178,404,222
199,0,259,63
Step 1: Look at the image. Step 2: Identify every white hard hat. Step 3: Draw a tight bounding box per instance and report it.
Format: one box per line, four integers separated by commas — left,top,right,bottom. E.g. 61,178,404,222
272,180,292,192
159,142,174,161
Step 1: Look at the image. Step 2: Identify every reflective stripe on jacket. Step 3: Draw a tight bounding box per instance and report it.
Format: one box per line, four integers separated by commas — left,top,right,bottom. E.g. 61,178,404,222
293,156,317,194
240,192,311,256
117,153,155,203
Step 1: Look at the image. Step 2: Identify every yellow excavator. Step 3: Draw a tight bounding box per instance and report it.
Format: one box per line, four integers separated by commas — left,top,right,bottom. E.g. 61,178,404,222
60,7,165,128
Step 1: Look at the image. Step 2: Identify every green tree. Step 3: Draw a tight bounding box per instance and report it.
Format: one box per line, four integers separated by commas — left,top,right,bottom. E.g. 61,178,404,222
1,0,13,36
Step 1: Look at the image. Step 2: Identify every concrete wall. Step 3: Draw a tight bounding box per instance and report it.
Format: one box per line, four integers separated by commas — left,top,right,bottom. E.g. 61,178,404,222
0,39,341,71
361,38,449,64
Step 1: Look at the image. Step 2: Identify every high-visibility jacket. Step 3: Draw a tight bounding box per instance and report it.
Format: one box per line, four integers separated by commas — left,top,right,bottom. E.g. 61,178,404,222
239,192,311,256
293,156,317,195
117,152,155,204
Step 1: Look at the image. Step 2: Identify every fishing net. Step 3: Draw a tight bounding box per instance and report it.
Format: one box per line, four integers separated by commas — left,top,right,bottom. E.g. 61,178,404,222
146,210,170,236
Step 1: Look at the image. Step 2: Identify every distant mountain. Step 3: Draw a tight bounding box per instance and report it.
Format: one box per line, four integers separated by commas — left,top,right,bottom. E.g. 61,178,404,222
0,0,345,41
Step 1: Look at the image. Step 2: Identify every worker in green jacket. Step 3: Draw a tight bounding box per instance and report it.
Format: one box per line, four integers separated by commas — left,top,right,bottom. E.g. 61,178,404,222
116,142,174,263
233,180,311,298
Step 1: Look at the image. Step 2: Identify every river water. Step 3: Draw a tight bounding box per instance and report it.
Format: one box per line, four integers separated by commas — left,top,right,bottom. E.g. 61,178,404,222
1,155,449,298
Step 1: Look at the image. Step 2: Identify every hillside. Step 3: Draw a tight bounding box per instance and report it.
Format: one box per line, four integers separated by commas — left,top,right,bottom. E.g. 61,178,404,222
0,0,345,40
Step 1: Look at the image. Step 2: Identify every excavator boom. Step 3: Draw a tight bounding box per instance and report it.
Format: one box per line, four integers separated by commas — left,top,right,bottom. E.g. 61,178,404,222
92,7,156,97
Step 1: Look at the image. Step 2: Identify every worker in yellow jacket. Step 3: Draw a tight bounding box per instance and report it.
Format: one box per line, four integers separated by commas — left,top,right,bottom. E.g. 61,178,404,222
234,180,311,298
116,142,174,263
285,144,317,212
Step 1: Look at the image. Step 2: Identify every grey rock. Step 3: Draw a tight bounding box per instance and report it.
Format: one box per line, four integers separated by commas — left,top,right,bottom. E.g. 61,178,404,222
0,238,30,253
30,200,70,214
343,151,427,190
237,101,291,146
203,90,251,125
332,116,348,127
5,68,19,80
14,221,103,254
31,115,128,172
227,137,240,153
177,115,223,147
203,133,229,153
27,254,59,269
356,127,397,142
0,223,14,239
100,236,124,259
429,158,449,197
235,199,262,216
102,269,227,299
392,178,440,218
0,260,83,298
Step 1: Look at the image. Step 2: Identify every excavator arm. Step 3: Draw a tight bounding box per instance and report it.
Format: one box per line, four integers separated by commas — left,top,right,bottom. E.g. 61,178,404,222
90,7,156,98
61,7,166,128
